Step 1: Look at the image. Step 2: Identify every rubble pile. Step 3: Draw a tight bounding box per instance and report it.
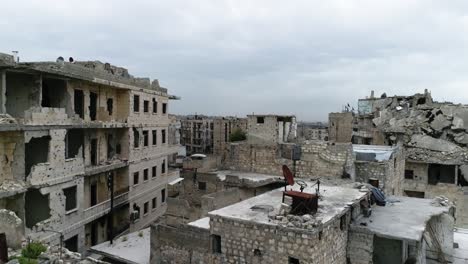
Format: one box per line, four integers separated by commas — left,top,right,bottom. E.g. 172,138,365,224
431,196,454,207
370,93,468,163
268,203,323,229
7,245,109,264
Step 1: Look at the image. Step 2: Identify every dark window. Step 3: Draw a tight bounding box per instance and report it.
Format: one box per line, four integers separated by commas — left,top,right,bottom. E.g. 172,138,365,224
65,129,84,159
198,182,207,190
74,89,84,119
152,166,157,178
64,235,78,252
162,129,166,144
90,183,97,206
89,92,97,121
152,130,157,146
288,257,300,264
143,169,149,181
405,190,425,198
211,235,221,254
144,202,149,215
64,186,77,212
143,130,149,147
152,98,157,113
161,189,166,203
133,172,139,185
162,160,166,174
132,204,140,220
107,98,113,115
162,103,167,114
428,164,456,185
257,116,264,123
404,170,414,180
133,128,140,148
25,136,50,177
152,197,157,209
143,100,149,113
90,138,98,166
133,95,140,112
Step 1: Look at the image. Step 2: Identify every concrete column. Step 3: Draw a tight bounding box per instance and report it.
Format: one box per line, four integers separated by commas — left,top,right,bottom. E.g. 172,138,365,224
0,71,5,113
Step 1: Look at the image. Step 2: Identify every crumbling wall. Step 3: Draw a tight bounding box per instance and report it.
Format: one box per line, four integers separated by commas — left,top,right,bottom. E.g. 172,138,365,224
329,112,353,143
150,224,211,264
209,213,349,264
5,72,40,118
0,132,23,182
0,209,24,248
297,141,354,179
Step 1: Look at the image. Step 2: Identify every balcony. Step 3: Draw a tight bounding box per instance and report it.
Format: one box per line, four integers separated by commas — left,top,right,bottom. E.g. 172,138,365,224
84,189,129,220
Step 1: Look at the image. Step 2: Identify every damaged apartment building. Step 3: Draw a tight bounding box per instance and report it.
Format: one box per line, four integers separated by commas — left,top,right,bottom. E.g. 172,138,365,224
330,90,468,227
180,115,247,155
0,52,180,253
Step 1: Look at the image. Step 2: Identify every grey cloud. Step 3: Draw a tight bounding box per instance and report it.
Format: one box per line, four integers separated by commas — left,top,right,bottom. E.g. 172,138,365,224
2,1,468,120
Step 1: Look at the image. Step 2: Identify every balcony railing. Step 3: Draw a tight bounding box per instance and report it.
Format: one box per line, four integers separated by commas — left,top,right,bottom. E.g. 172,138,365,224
84,190,129,220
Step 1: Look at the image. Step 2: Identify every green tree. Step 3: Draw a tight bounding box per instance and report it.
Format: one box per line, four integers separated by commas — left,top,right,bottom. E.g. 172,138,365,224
229,129,246,142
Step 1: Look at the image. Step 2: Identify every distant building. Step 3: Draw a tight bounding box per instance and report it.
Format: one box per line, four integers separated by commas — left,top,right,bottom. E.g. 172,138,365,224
297,122,328,141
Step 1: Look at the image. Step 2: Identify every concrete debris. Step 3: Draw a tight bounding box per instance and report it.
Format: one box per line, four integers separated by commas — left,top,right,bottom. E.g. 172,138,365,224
431,196,453,207
269,213,323,230
0,114,16,124
7,245,109,264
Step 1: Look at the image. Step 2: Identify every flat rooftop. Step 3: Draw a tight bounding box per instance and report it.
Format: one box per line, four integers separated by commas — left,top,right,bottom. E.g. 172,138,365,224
352,196,451,242
208,183,367,227
188,216,210,230
454,228,468,264
90,228,150,264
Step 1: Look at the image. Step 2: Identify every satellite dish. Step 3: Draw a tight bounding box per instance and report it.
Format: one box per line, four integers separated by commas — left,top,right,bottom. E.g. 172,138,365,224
56,56,64,63
282,165,294,186
69,57,74,63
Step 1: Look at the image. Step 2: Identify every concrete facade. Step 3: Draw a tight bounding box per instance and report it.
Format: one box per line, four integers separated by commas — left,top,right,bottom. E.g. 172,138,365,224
0,52,180,253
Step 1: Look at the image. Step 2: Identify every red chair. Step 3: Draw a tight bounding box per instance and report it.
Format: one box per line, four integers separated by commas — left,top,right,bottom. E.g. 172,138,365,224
282,165,318,215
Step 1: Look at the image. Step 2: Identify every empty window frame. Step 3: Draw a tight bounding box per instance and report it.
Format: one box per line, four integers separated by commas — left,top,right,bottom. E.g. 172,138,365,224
152,166,157,178
198,182,207,190
143,168,149,181
133,95,140,112
152,98,157,113
211,235,221,254
107,98,113,115
162,103,167,114
428,164,456,185
133,128,140,148
161,189,166,203
144,202,149,215
162,129,166,144
152,130,157,146
143,100,149,113
143,130,149,147
257,116,265,124
404,170,414,180
152,197,157,209
161,160,166,174
133,172,139,185
288,257,300,264
64,186,77,212
74,89,84,119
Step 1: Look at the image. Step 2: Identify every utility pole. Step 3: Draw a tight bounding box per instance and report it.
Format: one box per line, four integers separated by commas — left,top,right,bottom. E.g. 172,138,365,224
107,172,114,244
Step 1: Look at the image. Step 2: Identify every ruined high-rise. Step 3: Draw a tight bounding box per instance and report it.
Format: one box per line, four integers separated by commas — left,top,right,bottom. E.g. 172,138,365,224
0,52,180,252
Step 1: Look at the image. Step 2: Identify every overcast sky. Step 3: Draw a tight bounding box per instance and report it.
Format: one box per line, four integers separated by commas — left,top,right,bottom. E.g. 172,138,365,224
2,1,468,121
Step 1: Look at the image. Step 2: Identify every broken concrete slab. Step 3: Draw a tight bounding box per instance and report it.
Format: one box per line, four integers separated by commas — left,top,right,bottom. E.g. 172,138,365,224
409,135,462,153
430,114,452,131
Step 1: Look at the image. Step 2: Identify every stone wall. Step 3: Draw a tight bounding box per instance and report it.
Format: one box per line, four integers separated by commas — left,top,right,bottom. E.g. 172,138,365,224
347,227,374,264
209,212,350,264
296,141,354,179
150,224,211,264
200,188,241,216
0,209,24,248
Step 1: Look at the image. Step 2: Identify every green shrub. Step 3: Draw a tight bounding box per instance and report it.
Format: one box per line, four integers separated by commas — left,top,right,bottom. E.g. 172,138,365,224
21,242,47,259
229,129,246,142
